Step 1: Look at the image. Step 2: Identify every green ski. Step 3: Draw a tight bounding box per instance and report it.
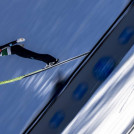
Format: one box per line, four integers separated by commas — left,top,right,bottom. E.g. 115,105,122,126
0,52,89,85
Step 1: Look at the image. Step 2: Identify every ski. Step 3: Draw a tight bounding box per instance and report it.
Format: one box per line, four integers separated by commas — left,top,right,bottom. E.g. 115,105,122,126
0,52,89,85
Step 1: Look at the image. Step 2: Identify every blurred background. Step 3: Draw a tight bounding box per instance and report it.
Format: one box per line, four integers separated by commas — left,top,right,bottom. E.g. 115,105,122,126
0,0,133,134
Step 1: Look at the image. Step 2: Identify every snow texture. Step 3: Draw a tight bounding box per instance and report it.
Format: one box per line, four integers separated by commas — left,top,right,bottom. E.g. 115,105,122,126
0,0,130,133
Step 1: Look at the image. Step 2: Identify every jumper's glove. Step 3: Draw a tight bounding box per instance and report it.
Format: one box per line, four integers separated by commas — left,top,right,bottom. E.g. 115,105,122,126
17,38,25,43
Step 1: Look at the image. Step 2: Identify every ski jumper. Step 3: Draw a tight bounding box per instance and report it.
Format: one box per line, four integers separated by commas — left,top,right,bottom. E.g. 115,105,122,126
0,40,56,64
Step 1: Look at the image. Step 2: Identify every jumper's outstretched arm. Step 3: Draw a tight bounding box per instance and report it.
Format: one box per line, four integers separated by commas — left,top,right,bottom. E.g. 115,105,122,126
0,40,17,49
0,38,25,49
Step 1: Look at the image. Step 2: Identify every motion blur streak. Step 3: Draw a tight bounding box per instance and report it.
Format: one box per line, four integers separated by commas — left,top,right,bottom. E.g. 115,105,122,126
63,45,134,134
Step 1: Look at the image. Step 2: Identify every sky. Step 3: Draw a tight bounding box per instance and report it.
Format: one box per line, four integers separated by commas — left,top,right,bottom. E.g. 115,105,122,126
0,0,131,133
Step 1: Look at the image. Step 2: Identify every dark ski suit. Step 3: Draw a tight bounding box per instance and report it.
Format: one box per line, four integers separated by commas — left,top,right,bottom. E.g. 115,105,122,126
0,40,56,64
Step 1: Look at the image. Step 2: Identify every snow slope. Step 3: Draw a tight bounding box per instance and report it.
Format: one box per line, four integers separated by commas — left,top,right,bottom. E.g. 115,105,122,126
63,45,134,134
0,0,130,133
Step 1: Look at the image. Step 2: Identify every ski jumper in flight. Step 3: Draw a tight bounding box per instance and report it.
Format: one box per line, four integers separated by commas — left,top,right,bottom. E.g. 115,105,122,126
0,38,58,66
